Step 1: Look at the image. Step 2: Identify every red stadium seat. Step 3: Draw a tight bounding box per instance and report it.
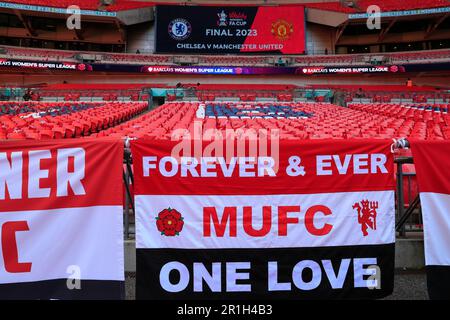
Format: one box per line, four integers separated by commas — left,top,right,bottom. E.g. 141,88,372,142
0,101,148,140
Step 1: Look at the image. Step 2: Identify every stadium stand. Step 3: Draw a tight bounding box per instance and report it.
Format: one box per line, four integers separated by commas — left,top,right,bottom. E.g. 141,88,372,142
91,101,449,141
0,0,154,11
305,0,450,13
2,45,450,67
0,101,147,139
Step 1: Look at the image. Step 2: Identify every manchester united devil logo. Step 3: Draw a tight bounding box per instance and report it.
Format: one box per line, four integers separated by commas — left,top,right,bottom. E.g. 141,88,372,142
353,200,378,237
271,19,294,41
156,208,184,236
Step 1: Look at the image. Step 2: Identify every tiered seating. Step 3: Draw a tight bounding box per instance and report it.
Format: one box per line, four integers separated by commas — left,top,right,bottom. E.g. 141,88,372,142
0,101,55,115
2,0,446,14
192,84,296,102
348,103,450,140
0,0,154,11
389,50,450,64
320,85,446,104
0,101,147,140
277,93,293,102
305,2,355,13
103,53,171,64
1,46,76,62
96,101,449,141
305,0,450,13
196,90,284,101
2,45,450,67
357,0,449,12
97,102,199,139
295,55,359,65
344,90,449,104
54,90,148,101
36,85,148,102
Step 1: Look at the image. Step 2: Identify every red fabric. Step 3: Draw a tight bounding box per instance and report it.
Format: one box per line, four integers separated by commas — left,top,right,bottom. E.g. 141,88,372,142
241,6,305,54
185,84,297,90
0,138,123,211
305,0,450,13
309,85,438,92
0,0,154,11
44,83,169,90
0,102,148,140
411,140,450,194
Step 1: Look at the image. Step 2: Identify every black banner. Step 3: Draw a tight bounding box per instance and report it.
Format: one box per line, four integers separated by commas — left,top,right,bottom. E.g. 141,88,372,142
137,245,395,300
155,5,306,54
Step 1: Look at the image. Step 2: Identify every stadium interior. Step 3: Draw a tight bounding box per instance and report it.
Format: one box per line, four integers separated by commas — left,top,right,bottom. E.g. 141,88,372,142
1,0,449,247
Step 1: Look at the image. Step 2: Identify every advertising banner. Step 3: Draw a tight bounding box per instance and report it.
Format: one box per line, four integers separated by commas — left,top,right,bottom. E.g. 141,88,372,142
155,5,306,54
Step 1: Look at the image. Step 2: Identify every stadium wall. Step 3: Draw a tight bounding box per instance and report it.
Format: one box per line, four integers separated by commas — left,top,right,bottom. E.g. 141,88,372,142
0,23,123,45
126,22,156,53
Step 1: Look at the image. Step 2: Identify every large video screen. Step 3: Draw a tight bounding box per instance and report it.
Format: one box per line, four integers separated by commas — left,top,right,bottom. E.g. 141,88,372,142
155,5,306,54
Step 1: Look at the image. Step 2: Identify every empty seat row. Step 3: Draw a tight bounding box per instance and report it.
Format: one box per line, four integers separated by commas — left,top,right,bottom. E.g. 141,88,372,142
2,44,450,67
0,101,147,140
95,101,450,141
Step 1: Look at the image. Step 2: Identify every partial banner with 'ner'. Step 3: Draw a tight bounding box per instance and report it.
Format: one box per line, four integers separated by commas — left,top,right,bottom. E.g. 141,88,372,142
131,139,396,300
0,138,125,300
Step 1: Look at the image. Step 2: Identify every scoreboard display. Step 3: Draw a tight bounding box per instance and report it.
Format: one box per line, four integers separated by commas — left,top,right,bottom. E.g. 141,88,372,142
155,5,306,54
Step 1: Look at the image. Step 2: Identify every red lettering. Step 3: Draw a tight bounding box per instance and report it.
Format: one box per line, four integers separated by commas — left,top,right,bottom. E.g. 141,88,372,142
203,207,237,237
278,206,300,236
243,206,271,237
202,205,333,237
1,221,32,273
305,205,333,236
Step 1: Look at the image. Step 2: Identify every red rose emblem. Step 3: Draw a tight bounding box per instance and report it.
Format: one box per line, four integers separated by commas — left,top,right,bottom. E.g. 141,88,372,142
156,208,184,236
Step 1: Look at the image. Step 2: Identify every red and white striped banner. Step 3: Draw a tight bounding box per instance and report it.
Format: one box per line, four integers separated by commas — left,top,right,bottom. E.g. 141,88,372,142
0,138,125,299
411,140,450,300
132,139,396,300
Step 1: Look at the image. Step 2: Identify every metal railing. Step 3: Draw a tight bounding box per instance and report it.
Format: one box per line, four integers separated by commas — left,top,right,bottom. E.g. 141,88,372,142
123,147,135,239
395,156,422,237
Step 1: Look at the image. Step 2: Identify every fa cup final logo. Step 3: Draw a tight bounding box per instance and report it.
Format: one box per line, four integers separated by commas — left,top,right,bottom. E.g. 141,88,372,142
217,10,228,26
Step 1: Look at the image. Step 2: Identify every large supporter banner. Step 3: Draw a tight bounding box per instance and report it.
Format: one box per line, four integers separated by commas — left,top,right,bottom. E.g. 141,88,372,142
132,139,396,299
155,5,306,54
0,138,124,299
411,140,450,300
